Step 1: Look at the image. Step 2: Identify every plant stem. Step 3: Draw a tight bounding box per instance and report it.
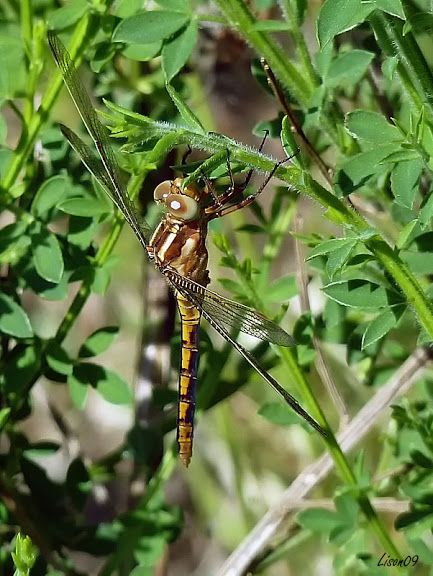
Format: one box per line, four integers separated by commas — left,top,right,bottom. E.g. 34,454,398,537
214,0,314,104
369,11,433,122
279,0,318,88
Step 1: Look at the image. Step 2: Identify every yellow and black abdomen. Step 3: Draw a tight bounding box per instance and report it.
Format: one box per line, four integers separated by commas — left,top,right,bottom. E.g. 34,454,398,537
176,293,201,467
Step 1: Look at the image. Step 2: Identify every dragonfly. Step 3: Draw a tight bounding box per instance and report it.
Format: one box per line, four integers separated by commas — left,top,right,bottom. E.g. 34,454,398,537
48,31,326,466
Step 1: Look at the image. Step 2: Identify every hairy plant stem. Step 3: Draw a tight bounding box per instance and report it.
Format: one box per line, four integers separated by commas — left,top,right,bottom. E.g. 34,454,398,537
369,11,433,123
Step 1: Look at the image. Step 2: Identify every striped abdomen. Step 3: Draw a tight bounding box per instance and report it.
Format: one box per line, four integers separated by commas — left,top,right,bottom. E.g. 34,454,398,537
176,292,201,467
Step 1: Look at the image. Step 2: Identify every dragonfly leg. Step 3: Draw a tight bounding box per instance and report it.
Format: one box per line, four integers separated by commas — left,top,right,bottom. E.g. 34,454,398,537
205,131,270,214
200,168,222,207
207,155,291,220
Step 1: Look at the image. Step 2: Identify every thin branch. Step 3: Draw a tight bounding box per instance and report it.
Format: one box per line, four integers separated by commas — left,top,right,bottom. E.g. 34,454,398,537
261,58,333,187
289,497,409,514
216,347,431,576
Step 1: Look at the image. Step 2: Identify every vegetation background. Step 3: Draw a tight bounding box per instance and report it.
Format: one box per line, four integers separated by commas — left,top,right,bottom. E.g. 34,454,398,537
1,0,433,575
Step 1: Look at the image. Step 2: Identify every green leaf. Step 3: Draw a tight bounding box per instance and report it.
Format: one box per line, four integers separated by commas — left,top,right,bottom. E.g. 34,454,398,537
296,507,342,533
264,274,297,303
382,56,398,80
362,306,405,349
317,0,374,48
395,509,433,536
326,240,357,277
322,279,404,309
79,326,119,358
396,220,418,250
31,175,69,219
375,0,405,19
403,13,433,35
249,20,291,32
46,342,73,375
122,42,162,61
0,408,11,431
0,34,26,99
410,449,433,468
3,345,40,396
281,116,302,167
326,50,374,88
165,83,205,133
47,0,88,30
68,371,89,409
71,363,133,405
391,158,423,209
377,149,421,164
97,368,133,405
113,11,190,44
91,266,111,295
0,221,30,265
155,0,191,10
133,535,166,567
162,20,198,82
258,402,306,426
334,143,398,196
307,238,356,260
403,251,433,274
31,226,64,284
24,442,60,458
346,110,402,143
419,192,433,229
0,292,33,338
114,0,144,18
57,196,110,217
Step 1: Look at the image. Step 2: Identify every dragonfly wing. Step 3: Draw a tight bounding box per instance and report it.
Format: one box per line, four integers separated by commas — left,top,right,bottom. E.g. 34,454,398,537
165,269,295,347
170,277,325,436
48,31,150,247
60,124,151,244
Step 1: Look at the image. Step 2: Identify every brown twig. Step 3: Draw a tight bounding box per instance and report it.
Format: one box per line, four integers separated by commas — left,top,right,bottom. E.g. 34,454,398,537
261,58,333,186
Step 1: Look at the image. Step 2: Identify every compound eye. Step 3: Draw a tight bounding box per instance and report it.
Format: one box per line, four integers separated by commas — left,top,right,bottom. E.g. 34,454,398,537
166,194,200,221
154,181,173,203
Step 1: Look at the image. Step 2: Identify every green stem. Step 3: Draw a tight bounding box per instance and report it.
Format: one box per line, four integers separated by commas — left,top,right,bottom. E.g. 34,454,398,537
279,0,318,88
365,236,433,337
0,13,97,194
214,0,314,104
20,0,33,123
369,11,433,122
279,347,402,561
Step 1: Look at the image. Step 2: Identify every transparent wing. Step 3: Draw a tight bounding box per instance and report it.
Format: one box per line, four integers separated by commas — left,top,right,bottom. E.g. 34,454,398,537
165,268,295,347
168,270,325,436
48,31,151,247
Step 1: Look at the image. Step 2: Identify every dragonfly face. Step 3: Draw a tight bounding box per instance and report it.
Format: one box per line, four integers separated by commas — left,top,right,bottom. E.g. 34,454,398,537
48,31,326,467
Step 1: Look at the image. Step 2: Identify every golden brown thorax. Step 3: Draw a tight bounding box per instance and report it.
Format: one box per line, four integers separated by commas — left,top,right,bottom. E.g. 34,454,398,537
149,178,210,287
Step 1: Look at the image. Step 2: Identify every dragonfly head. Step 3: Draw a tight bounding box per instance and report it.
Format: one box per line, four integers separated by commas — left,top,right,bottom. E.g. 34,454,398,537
153,178,201,222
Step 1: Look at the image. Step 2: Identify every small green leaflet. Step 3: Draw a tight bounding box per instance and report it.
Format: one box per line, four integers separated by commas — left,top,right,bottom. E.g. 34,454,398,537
322,279,404,309
0,292,33,338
